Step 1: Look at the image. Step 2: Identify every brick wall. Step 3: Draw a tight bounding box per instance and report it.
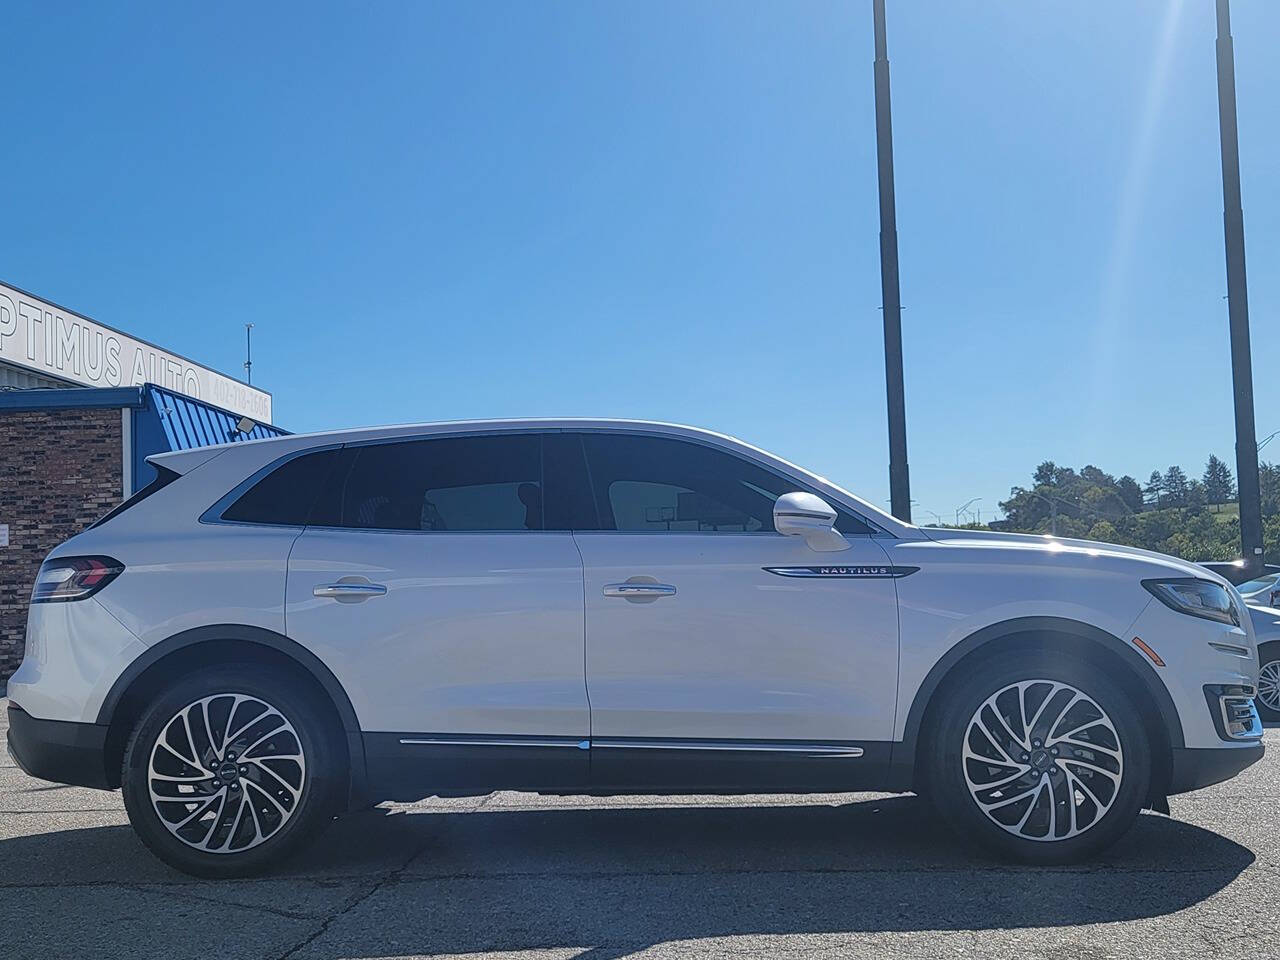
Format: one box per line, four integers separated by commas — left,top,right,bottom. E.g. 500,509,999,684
1,408,123,681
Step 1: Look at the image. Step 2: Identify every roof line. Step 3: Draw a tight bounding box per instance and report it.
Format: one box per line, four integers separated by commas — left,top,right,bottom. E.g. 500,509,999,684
0,277,273,400
0,386,146,411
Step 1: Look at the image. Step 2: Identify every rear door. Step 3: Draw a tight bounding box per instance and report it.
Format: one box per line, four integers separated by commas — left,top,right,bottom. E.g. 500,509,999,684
284,431,589,793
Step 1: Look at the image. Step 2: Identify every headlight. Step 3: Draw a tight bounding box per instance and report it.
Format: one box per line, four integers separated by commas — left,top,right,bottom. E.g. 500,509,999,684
1142,578,1240,627
31,556,124,603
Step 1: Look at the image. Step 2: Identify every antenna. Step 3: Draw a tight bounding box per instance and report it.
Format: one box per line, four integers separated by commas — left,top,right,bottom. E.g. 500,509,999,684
244,323,254,385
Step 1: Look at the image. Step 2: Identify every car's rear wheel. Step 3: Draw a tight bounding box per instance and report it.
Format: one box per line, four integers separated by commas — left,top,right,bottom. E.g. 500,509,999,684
121,665,342,877
1256,643,1280,723
927,651,1150,864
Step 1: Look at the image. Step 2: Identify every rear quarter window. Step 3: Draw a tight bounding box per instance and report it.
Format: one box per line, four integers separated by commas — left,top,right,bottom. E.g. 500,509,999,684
220,448,341,526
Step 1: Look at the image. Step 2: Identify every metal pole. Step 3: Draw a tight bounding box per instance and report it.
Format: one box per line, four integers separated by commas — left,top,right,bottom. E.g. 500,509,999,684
872,0,911,523
244,323,254,385
1215,0,1263,574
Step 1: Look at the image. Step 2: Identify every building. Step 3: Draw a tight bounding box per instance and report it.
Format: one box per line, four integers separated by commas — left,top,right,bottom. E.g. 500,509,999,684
0,281,286,680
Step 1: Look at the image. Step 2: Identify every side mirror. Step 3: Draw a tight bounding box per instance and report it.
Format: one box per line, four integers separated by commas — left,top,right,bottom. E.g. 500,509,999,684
773,492,850,553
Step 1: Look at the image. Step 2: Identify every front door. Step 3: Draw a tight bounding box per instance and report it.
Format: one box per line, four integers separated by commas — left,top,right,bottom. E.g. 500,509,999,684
285,431,589,794
563,432,902,790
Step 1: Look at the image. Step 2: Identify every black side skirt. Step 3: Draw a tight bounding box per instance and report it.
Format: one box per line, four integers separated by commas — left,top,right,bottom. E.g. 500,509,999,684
364,733,896,800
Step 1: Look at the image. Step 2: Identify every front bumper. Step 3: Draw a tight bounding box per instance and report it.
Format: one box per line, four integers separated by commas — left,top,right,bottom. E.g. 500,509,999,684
1168,743,1264,795
1127,598,1261,749
6,704,112,790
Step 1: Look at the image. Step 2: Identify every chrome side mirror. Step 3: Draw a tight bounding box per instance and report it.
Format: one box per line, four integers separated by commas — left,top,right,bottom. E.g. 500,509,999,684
773,492,850,553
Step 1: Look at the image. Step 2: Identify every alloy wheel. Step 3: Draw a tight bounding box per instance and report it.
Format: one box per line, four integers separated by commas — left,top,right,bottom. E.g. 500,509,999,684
962,679,1123,842
147,693,306,853
1258,659,1280,713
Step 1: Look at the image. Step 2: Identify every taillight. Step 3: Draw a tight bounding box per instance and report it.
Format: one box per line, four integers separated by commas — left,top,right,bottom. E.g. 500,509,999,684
31,556,124,603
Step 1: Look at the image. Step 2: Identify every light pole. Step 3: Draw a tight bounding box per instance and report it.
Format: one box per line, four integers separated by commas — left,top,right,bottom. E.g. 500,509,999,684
955,497,981,526
872,0,911,523
1215,0,1263,575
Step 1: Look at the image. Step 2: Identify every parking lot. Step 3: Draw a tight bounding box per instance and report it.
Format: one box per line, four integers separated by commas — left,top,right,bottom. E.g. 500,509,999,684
1,699,1275,960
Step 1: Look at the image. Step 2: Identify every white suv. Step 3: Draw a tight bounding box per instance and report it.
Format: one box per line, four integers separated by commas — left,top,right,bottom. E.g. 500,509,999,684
5,420,1264,876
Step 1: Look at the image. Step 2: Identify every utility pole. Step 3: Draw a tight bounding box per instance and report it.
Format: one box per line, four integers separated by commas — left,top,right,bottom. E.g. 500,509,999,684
244,323,255,385
1214,0,1263,574
872,0,911,523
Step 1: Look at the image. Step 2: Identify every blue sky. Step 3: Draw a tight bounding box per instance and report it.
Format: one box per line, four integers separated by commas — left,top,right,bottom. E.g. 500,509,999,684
2,1,1277,523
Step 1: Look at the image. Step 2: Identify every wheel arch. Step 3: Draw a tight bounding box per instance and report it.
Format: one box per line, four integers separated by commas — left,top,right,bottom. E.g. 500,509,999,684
892,616,1183,799
97,624,367,802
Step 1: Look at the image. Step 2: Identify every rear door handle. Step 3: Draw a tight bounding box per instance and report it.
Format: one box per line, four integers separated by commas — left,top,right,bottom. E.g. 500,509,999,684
603,582,677,602
314,582,387,602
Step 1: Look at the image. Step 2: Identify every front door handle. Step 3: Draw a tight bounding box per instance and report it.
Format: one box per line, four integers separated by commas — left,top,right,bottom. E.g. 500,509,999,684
314,581,387,602
603,582,677,603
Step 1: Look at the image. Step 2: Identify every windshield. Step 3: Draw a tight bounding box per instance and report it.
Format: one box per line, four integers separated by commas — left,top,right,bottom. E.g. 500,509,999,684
1237,575,1279,596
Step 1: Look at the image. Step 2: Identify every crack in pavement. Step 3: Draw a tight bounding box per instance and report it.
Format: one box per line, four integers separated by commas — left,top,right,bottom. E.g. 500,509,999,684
271,797,490,959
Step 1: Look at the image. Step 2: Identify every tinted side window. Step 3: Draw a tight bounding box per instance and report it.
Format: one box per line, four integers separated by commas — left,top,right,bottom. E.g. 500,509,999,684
579,434,873,534
318,434,542,532
220,449,339,526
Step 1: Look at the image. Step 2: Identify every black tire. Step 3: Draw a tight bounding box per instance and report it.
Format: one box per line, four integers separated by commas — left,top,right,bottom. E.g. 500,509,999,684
1256,642,1280,723
121,665,343,878
926,650,1150,864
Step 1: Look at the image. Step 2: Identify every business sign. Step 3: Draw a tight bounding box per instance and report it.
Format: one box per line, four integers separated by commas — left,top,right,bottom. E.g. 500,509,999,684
0,281,272,422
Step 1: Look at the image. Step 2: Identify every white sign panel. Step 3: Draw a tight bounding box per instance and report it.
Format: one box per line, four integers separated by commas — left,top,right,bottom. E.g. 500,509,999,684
0,282,272,422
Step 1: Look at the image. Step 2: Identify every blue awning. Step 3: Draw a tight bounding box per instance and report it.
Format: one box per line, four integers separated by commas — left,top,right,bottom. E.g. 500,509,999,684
148,385,283,450
133,385,287,487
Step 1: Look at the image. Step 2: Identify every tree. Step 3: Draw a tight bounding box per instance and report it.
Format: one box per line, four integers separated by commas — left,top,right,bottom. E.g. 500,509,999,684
997,457,1250,561
1144,471,1164,509
1081,465,1113,488
1186,479,1208,510
1033,461,1057,487
1163,466,1189,507
1117,475,1144,513
1262,462,1280,517
1202,455,1235,510
1087,520,1119,543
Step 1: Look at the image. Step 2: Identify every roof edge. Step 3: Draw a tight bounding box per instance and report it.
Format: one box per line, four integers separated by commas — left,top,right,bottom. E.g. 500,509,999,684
0,386,146,412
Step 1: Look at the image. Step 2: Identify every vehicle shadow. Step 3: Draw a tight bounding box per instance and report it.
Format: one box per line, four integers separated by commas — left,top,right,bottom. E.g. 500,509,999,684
0,794,1255,959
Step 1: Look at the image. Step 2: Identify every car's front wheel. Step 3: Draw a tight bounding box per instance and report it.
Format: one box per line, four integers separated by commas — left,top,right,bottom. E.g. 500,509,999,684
927,651,1150,864
121,665,342,877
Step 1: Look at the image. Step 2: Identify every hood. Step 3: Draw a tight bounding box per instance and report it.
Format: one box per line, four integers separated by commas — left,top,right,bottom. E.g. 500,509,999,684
1246,601,1280,644
918,527,1228,584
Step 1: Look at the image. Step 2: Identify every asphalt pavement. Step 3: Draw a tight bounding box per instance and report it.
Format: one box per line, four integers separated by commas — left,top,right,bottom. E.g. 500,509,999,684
2,698,1276,959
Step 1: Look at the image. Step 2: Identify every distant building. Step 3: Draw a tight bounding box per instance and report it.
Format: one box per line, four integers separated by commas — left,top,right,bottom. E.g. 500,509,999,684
0,281,286,678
